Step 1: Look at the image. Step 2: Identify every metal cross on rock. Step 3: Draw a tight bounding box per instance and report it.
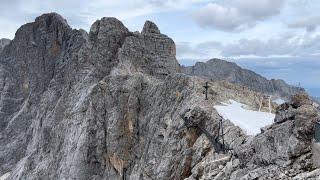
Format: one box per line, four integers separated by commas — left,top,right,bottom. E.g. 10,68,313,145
203,82,210,100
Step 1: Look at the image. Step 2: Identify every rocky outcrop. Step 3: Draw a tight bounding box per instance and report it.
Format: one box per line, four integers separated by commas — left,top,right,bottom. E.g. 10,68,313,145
0,39,10,53
182,59,304,98
142,20,160,34
186,93,320,179
0,12,88,177
117,22,180,77
0,13,182,179
0,13,319,180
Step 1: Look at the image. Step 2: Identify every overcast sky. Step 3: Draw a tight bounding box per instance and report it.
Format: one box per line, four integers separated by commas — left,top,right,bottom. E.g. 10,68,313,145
0,0,319,96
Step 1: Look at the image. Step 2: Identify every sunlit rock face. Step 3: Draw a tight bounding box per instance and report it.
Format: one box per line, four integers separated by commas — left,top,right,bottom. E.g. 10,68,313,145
0,13,319,180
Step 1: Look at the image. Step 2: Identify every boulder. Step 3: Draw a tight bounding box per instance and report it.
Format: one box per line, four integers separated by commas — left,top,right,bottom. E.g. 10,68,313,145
291,93,313,108
274,103,296,123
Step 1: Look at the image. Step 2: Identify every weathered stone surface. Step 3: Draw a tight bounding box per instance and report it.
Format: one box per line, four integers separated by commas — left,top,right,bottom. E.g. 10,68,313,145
189,93,320,179
142,20,160,34
0,13,83,176
292,169,320,180
291,92,313,108
0,39,10,53
312,142,320,168
0,13,319,180
0,12,183,180
116,25,180,77
274,103,296,123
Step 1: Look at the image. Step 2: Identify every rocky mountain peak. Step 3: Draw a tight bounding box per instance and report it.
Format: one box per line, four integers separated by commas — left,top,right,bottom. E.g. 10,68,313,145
142,20,160,34
89,17,129,41
34,12,69,29
12,12,71,52
88,17,131,77
1,12,74,97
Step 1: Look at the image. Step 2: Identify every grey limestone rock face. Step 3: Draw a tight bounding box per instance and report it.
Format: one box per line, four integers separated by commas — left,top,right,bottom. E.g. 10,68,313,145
0,13,319,180
188,93,320,179
0,12,89,178
0,39,10,53
117,23,180,77
0,12,184,180
142,20,161,34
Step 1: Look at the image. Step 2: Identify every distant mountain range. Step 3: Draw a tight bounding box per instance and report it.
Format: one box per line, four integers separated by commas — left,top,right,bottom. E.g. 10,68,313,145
182,58,305,98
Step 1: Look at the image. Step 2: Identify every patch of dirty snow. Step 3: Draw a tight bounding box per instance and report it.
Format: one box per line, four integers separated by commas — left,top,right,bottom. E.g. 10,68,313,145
214,100,275,135
0,173,10,180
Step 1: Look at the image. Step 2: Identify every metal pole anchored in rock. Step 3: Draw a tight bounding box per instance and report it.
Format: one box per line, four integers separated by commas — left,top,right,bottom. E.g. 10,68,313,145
313,122,320,168
220,119,225,153
203,82,210,100
123,168,127,180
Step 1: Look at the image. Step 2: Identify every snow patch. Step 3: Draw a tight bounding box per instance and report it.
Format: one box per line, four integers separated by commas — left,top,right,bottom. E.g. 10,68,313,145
0,173,10,180
214,100,275,135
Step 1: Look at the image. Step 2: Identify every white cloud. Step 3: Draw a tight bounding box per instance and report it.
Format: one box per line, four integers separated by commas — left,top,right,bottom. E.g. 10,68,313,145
176,41,222,59
0,0,212,39
192,0,286,32
177,32,320,58
221,33,320,57
288,16,320,32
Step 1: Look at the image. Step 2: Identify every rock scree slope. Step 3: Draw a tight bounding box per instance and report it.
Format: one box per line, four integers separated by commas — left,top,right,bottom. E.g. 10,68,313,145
0,13,319,180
